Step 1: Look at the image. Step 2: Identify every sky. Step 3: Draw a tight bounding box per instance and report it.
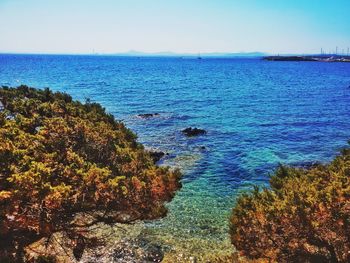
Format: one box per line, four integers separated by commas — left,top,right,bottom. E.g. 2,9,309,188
0,0,349,54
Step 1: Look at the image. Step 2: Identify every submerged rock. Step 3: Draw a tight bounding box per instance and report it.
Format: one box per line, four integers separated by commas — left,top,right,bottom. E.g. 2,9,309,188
142,242,164,262
26,224,166,263
182,127,206,137
138,113,160,119
291,161,320,169
112,238,164,262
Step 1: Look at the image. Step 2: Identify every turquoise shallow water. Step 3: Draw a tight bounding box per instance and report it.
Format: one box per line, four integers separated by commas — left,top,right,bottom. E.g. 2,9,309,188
1,54,350,258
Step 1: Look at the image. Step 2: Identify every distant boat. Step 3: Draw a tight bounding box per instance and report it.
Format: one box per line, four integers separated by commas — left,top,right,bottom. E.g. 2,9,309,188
197,53,202,60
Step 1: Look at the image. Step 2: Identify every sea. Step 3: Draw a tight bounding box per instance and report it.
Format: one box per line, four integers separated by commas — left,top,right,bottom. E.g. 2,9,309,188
1,54,350,259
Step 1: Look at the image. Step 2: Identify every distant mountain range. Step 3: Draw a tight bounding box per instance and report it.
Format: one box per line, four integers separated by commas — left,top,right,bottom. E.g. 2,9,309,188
107,50,267,57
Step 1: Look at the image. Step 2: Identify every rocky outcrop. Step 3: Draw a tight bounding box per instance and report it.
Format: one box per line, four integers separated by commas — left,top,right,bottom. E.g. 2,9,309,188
149,151,166,163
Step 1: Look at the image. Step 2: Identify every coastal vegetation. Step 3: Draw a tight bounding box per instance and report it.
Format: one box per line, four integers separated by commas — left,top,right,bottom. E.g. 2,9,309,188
230,146,350,262
0,86,181,262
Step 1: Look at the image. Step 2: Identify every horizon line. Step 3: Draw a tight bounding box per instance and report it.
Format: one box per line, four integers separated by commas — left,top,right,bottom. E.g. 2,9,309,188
0,51,338,57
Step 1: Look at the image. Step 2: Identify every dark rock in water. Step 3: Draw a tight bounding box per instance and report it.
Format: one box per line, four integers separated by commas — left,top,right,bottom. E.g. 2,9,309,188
149,151,165,163
138,113,160,119
182,127,206,137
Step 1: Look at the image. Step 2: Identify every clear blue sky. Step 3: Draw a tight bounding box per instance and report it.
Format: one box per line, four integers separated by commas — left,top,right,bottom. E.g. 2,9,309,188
0,0,349,54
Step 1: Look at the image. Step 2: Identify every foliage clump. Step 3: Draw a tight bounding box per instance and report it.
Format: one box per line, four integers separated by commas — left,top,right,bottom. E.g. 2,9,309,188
230,147,350,262
0,86,181,261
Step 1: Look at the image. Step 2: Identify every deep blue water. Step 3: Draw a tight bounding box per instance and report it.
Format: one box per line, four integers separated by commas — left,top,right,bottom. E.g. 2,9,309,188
1,54,350,257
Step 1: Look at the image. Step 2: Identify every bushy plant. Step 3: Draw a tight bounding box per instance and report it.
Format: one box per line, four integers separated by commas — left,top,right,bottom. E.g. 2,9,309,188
230,147,350,262
0,86,181,261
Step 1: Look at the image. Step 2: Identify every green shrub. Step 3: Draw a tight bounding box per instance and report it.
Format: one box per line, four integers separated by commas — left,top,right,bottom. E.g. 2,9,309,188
0,86,181,261
230,147,350,262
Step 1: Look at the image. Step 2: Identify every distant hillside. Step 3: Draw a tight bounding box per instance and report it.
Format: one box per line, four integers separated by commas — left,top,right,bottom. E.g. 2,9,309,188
109,51,267,57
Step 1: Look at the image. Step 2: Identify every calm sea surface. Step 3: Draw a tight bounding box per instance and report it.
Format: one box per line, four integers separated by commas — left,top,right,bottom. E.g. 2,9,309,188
1,54,350,258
